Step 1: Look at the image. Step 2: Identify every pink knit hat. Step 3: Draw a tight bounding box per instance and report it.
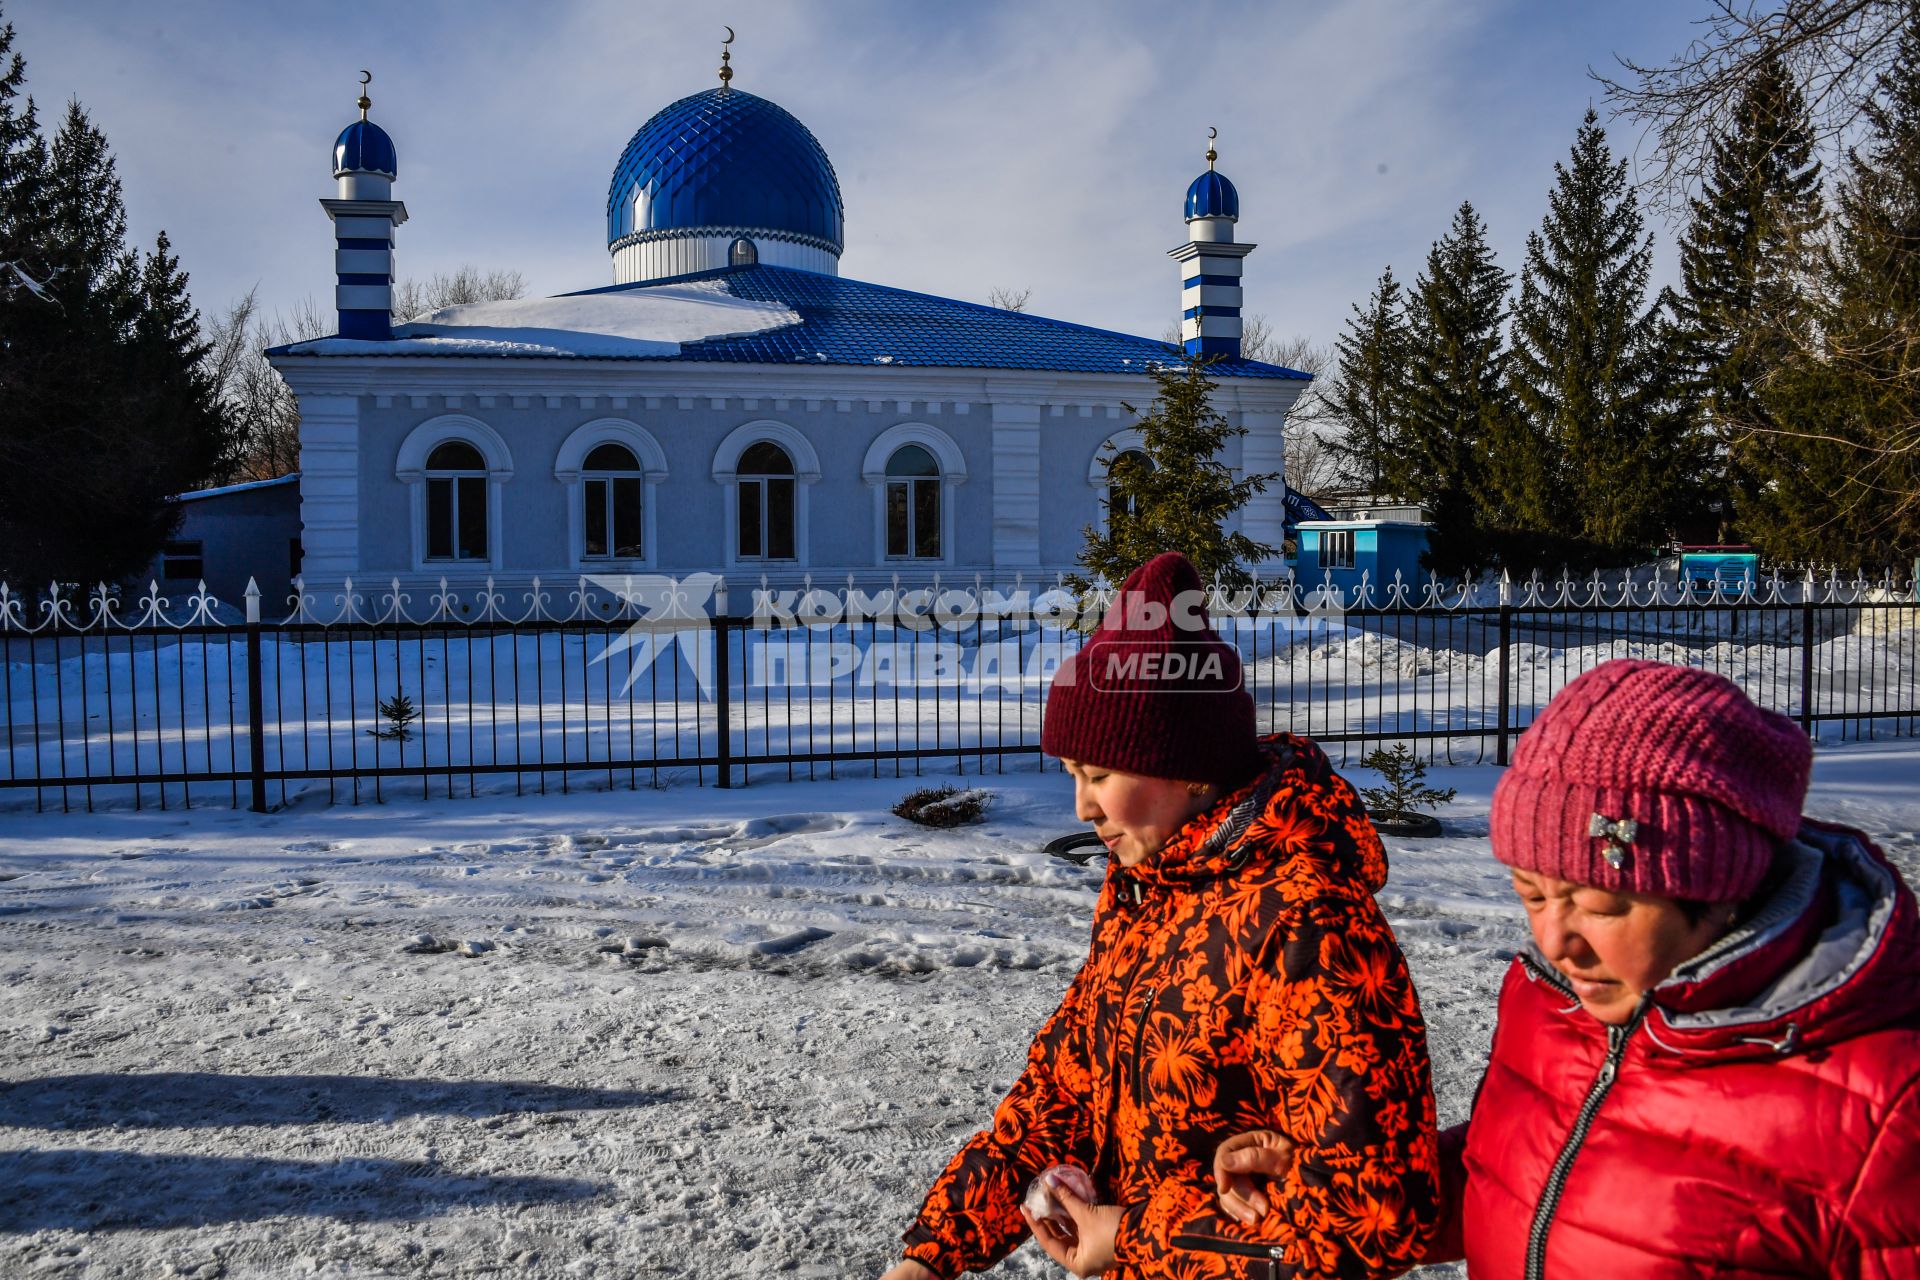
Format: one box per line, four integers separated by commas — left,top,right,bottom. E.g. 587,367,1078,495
1490,659,1812,902
1041,552,1259,786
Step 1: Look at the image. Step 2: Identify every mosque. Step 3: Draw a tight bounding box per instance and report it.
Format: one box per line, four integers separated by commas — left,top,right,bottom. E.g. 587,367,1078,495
261,42,1316,600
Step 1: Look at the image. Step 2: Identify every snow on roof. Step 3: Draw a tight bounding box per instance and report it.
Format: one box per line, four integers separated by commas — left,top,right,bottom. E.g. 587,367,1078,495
173,473,301,503
282,281,801,358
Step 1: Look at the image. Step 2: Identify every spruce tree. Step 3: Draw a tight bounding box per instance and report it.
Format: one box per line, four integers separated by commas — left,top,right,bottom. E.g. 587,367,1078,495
1400,202,1512,579
1758,4,1920,566
0,28,236,588
0,11,47,412
1506,109,1696,566
1323,266,1409,497
1074,353,1278,592
1671,54,1825,543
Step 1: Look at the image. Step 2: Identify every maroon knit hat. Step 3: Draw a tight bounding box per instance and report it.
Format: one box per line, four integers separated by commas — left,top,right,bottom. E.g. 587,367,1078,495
1491,659,1812,902
1040,552,1259,786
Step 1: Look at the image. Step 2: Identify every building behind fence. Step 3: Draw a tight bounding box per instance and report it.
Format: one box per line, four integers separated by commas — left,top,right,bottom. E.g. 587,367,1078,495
2,569,1916,813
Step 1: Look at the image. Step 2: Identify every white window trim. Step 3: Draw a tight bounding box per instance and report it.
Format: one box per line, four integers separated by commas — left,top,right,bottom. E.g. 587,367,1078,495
396,415,513,572
1320,528,1357,570
555,418,668,572
712,420,821,571
861,422,968,568
1087,428,1148,533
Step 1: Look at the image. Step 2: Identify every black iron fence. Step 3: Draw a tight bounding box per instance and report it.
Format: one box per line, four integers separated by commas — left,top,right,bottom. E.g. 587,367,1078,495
3,571,1916,813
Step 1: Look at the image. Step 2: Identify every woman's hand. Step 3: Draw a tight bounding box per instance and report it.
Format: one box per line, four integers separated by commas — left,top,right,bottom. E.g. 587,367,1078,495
1022,1185,1121,1277
877,1261,937,1280
1213,1129,1297,1225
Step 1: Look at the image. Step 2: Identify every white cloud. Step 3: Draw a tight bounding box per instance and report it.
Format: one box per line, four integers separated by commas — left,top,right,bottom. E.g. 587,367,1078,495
7,0,1698,350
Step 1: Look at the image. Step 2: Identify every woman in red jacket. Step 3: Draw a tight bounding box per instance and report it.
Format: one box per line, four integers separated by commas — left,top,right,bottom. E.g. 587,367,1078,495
877,552,1441,1279
1216,659,1920,1277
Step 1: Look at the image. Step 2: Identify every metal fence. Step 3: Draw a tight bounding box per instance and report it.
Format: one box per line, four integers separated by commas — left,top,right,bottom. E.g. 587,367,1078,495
3,570,1917,813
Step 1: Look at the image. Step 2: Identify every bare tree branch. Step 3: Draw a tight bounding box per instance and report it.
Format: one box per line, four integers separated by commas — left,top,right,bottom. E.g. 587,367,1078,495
1596,0,1908,210
986,285,1031,313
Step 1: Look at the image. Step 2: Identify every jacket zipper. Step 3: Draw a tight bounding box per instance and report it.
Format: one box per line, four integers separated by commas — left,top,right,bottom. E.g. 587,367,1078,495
1171,1232,1287,1279
1522,1000,1648,1280
1132,981,1158,1103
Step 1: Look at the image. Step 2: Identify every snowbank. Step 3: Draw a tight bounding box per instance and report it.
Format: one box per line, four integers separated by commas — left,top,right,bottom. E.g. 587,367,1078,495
284,283,800,358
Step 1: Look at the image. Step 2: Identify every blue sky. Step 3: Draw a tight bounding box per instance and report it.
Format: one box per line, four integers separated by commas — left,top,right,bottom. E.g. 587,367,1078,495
12,0,1707,350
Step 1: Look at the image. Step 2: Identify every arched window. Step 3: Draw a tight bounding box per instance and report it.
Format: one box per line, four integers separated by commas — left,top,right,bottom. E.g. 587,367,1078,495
737,441,796,561
884,444,942,559
581,442,644,560
425,440,488,561
1108,449,1153,524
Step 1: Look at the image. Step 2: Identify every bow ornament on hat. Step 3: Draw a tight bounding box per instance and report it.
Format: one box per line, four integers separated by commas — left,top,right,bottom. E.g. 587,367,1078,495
1588,813,1639,870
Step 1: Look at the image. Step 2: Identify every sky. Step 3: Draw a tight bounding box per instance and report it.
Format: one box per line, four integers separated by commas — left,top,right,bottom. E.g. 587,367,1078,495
9,0,1710,353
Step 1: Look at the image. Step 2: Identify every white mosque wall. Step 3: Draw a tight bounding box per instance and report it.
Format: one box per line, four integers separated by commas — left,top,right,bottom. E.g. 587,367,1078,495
612,235,839,285
274,361,1305,590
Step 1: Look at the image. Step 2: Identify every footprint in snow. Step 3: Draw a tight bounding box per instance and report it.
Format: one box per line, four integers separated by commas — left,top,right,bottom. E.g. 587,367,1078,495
754,926,834,956
402,933,497,957
281,840,340,854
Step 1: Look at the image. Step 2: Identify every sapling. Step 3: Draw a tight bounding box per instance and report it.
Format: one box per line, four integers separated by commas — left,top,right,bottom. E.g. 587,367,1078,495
1357,744,1456,818
367,692,421,742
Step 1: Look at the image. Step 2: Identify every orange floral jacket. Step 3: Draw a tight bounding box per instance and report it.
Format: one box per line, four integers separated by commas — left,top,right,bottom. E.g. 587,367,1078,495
900,734,1441,1278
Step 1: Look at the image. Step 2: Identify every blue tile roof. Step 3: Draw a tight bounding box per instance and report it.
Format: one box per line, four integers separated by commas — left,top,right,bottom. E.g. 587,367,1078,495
274,265,1311,380
565,265,1310,379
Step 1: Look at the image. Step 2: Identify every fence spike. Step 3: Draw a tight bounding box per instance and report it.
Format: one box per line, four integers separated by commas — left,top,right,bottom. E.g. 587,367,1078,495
244,577,260,625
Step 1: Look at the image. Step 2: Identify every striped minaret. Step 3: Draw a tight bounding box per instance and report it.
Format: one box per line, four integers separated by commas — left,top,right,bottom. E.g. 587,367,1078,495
322,73,407,341
1168,128,1255,359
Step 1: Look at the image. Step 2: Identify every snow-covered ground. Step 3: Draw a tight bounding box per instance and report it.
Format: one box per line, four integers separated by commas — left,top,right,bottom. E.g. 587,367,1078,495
2,743,1916,1278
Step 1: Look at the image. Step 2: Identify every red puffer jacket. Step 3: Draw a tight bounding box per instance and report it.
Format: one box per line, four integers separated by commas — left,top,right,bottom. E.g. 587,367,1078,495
1430,821,1920,1278
899,734,1441,1278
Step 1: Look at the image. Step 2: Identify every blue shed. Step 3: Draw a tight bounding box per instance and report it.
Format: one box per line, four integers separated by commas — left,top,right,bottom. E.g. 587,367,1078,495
1294,518,1431,597
147,475,303,611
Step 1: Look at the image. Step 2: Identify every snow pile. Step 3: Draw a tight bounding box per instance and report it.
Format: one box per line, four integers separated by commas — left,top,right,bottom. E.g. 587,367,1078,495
285,282,800,358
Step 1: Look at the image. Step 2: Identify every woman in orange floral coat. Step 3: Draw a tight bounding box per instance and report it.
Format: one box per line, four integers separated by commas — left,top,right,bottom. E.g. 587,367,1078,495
878,553,1441,1279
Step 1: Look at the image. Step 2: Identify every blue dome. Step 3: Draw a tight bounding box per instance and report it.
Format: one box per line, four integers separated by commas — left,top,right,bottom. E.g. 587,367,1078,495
333,120,397,179
1185,170,1239,221
607,87,843,253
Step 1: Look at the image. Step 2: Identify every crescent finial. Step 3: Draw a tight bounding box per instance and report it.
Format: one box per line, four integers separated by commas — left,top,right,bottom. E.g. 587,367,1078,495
719,27,735,87
1205,126,1219,170
356,69,373,121
360,69,373,87
723,25,735,44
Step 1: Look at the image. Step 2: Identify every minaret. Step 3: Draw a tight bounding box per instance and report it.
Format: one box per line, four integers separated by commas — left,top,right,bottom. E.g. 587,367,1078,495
1168,128,1255,358
323,72,407,340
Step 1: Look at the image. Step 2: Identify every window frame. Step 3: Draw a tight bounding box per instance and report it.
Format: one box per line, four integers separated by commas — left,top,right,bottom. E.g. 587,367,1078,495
883,444,943,561
712,421,821,572
1320,528,1357,570
861,423,967,569
735,441,798,563
555,419,668,572
396,416,513,573
160,539,205,582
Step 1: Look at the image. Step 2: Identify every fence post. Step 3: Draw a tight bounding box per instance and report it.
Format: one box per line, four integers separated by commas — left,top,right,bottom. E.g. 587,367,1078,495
1495,572,1513,766
244,578,268,813
1799,571,1816,735
713,579,733,789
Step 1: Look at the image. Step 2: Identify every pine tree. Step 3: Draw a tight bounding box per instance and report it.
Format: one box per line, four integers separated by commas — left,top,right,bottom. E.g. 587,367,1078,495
0,47,237,588
1671,54,1825,543
1323,266,1409,497
1074,353,1279,592
1400,202,1512,578
1505,109,1697,567
1758,5,1920,566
